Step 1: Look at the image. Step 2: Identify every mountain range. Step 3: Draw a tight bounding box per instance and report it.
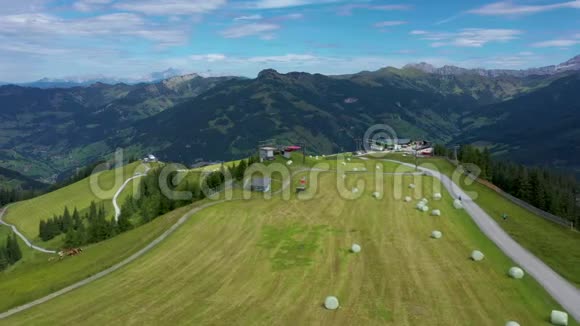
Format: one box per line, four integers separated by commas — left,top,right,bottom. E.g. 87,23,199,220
0,55,579,183
0,68,187,89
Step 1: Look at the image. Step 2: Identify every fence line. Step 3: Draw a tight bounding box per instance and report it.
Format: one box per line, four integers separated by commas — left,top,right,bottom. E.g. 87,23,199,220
444,158,575,230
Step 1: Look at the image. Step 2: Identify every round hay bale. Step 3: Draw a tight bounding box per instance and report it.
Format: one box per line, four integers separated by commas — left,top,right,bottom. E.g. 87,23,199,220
372,192,380,198
433,193,442,200
453,199,463,209
376,164,381,169
508,267,525,279
352,187,359,193
416,203,425,210
354,168,358,172
505,322,520,326
315,156,319,160
421,198,429,203
351,244,361,253
404,196,412,202
471,250,485,261
431,230,442,239
409,184,416,189
324,296,339,310
421,205,429,212
431,209,441,216
550,310,568,326
286,160,293,166
347,157,351,161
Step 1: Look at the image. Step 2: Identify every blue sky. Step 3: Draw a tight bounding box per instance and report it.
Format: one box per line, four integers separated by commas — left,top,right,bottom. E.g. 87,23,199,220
0,0,579,82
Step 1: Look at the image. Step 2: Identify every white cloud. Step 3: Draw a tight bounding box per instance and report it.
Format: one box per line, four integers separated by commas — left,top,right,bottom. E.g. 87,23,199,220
411,28,522,47
246,53,318,63
114,0,226,15
73,0,113,12
531,39,580,47
0,13,188,46
468,1,580,16
220,23,280,38
337,4,411,15
374,21,407,28
246,0,338,9
190,53,227,62
234,14,263,21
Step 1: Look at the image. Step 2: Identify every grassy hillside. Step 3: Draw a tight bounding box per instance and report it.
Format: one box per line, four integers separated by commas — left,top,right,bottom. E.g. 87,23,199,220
4,169,573,325
3,161,148,241
383,153,580,286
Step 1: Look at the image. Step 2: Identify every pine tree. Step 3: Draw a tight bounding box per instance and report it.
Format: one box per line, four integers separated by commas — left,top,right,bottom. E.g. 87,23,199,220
0,247,7,271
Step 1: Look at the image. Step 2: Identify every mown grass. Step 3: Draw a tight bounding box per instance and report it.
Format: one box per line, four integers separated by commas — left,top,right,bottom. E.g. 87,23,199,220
383,153,580,287
5,171,575,325
0,203,197,312
3,162,147,242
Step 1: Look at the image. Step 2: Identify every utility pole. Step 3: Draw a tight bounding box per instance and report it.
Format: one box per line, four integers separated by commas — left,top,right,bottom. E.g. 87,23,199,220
414,142,418,171
453,145,460,163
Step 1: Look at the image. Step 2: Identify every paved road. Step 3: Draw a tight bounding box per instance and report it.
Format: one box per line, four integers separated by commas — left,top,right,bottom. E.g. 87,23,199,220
0,206,57,254
385,159,580,321
113,166,150,222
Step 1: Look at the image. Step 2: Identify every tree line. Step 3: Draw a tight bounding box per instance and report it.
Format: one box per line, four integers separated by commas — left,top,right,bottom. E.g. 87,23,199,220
39,201,118,248
436,144,579,223
0,233,22,271
118,156,258,233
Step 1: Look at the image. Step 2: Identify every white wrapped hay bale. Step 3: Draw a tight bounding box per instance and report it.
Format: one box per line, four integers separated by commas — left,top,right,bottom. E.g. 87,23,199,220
550,310,568,326
409,184,416,189
416,203,425,210
376,164,381,169
453,199,464,209
431,231,442,239
341,162,346,166
347,157,351,161
471,250,485,261
421,198,428,203
433,193,442,200
324,296,339,310
431,209,441,216
505,322,520,326
404,196,412,202
351,244,361,253
421,205,429,212
315,155,319,160
352,187,359,193
354,168,358,172
508,267,525,279
372,192,380,198
286,160,293,166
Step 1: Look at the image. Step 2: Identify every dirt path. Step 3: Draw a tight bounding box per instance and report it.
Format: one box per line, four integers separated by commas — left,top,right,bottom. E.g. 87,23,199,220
385,159,580,321
0,206,56,254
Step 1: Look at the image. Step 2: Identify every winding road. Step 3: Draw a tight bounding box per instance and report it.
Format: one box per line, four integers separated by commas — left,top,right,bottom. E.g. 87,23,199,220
113,165,150,222
0,206,56,254
0,164,152,254
385,159,580,322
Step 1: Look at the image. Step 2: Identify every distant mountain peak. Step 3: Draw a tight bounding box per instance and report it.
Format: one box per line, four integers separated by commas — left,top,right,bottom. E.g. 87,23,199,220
257,69,281,79
402,54,580,78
